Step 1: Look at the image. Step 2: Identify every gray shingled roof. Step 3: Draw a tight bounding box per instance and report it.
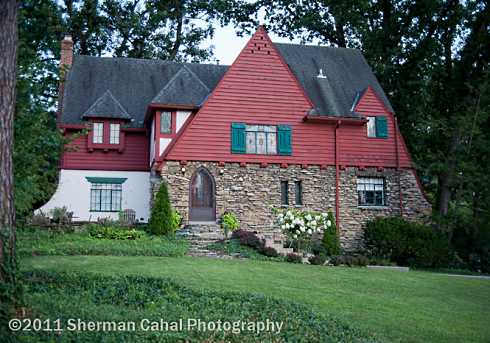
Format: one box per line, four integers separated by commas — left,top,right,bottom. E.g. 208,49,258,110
61,43,393,127
61,56,227,127
81,90,131,120
275,43,394,116
151,66,210,105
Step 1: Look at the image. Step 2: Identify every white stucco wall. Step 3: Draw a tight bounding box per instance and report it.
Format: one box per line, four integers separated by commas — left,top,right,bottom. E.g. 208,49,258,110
37,169,151,222
159,137,171,156
176,110,191,132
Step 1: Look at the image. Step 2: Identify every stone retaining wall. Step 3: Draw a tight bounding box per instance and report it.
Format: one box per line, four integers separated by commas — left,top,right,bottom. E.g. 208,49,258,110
154,161,431,251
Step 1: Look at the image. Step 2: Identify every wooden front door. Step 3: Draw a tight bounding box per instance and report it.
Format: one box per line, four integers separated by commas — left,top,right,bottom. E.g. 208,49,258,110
189,168,216,222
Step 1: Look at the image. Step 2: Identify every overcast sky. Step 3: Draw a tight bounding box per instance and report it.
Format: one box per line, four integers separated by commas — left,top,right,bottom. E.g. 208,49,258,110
204,22,302,65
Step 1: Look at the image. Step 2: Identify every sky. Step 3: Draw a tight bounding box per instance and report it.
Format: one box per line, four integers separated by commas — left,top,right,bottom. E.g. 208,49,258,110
203,21,303,65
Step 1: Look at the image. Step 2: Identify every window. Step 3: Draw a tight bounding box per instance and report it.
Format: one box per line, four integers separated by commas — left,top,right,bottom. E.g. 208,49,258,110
357,177,386,206
160,111,172,134
245,125,277,154
92,122,104,143
90,183,122,212
109,123,120,144
367,117,376,137
295,181,302,206
281,181,288,206
366,116,388,138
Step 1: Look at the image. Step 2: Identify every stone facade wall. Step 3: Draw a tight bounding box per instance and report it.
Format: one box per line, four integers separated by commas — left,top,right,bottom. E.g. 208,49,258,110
154,161,431,251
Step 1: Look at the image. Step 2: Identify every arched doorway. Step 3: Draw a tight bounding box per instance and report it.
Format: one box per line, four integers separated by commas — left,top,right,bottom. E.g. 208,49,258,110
189,168,216,222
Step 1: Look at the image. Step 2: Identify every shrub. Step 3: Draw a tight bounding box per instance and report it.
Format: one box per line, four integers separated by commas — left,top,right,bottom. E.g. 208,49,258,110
311,240,328,256
329,255,368,267
231,229,264,249
149,182,174,235
87,224,145,240
170,210,182,232
308,254,327,265
220,211,239,238
364,217,450,268
28,211,50,227
259,246,279,257
51,206,73,225
286,253,303,263
322,211,341,255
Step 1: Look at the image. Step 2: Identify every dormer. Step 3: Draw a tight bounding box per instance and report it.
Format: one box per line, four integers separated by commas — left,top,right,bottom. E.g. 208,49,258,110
82,90,132,152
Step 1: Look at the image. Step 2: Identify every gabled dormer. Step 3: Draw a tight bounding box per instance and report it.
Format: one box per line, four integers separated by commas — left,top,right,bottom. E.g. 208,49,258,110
82,90,132,152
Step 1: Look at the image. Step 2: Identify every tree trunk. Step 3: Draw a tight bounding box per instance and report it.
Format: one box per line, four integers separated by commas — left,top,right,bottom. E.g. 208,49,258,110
0,0,18,280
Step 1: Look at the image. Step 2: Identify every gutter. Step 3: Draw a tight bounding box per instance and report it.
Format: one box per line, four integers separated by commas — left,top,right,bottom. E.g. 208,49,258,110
334,120,341,233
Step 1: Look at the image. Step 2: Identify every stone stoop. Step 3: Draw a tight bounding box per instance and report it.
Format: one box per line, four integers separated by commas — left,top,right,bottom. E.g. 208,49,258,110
258,231,294,256
177,223,224,257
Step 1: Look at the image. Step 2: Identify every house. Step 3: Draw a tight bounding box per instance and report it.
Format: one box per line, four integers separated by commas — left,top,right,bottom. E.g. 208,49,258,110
40,26,431,250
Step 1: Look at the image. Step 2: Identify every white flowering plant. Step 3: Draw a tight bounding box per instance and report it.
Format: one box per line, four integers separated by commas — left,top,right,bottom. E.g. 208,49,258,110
273,208,332,241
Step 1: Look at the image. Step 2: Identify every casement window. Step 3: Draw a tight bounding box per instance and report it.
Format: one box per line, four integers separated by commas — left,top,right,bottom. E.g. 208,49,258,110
366,116,388,138
160,111,172,134
92,122,104,143
245,125,277,154
281,181,289,206
231,122,291,155
86,177,126,212
109,123,120,144
295,181,303,206
357,177,386,206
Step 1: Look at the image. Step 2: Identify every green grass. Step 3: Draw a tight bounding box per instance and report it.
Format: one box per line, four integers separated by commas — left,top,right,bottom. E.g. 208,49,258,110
17,228,189,257
13,270,382,343
22,255,490,343
207,239,285,261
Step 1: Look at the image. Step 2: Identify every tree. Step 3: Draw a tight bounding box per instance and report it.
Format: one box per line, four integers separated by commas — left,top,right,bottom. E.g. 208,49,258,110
149,182,174,235
0,0,20,332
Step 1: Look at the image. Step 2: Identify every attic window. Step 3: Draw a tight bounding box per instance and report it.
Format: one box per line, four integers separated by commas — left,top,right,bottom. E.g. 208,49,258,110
92,123,104,144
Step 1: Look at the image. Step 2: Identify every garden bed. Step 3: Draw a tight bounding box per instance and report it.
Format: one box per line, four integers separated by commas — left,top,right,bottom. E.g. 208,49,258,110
17,227,189,257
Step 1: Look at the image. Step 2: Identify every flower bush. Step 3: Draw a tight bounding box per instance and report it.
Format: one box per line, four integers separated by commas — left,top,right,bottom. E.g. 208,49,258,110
275,208,332,240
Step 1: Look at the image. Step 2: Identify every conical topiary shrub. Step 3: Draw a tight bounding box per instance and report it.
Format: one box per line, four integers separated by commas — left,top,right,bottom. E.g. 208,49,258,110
149,182,173,235
322,211,341,255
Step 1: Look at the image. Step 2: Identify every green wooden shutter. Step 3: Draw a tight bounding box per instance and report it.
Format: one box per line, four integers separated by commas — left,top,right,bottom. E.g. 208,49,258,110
375,116,388,138
231,122,246,153
277,125,292,155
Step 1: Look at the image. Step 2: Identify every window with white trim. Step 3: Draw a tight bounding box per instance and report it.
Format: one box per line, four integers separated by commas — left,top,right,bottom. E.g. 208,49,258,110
245,125,277,154
109,123,120,144
92,122,104,143
366,117,376,137
357,177,386,206
90,183,122,212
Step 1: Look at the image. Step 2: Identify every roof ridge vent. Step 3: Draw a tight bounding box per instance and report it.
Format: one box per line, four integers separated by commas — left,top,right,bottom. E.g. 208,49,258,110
317,68,327,79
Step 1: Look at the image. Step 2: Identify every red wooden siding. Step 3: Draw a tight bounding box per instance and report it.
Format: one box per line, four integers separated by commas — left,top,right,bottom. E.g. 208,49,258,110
165,28,413,169
62,129,149,171
339,86,411,168
165,27,335,165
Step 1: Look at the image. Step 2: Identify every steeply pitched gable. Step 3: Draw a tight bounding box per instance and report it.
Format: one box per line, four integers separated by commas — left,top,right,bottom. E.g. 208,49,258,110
82,90,131,120
164,26,333,165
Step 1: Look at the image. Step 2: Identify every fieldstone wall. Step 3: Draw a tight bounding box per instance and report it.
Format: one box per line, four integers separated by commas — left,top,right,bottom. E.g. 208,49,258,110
154,161,431,251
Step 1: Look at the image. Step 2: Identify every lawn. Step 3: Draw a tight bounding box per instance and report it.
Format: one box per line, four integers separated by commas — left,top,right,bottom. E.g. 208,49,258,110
17,227,189,257
22,255,490,343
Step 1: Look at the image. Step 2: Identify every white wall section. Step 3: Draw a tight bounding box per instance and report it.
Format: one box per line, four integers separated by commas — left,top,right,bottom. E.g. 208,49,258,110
176,110,191,132
37,169,151,222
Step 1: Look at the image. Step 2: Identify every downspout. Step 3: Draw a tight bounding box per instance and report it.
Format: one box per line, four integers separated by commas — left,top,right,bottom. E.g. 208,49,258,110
335,120,340,233
394,115,403,217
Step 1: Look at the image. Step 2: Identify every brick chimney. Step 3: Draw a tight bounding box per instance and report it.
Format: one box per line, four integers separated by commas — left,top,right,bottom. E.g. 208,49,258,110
58,35,73,122
60,35,73,69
